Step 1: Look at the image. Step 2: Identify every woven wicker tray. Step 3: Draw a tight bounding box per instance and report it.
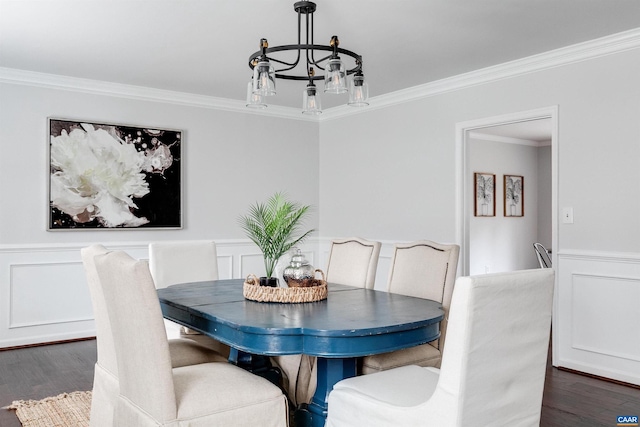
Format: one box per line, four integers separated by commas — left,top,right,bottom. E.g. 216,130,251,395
243,270,328,303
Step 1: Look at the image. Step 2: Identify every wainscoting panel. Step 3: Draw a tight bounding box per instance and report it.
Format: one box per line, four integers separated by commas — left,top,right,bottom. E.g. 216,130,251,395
0,245,100,348
571,274,640,362
217,254,234,280
239,253,268,280
0,240,321,349
375,254,393,291
9,261,92,329
555,251,640,386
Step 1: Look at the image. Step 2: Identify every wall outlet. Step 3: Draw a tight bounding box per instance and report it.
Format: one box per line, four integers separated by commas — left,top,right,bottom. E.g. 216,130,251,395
485,265,490,274
562,207,574,224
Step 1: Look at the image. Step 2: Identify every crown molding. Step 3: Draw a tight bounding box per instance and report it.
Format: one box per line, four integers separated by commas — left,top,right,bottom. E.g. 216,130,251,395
321,27,640,121
1,28,638,122
0,67,314,122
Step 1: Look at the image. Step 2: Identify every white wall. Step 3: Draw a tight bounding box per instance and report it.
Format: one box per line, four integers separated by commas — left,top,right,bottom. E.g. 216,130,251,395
467,139,539,275
0,81,320,347
320,47,640,385
319,103,458,242
0,83,320,245
320,49,640,252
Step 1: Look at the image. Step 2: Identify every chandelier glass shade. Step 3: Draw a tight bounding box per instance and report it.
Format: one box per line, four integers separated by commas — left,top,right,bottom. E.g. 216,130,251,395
348,72,369,107
252,60,276,96
247,1,368,113
324,58,347,94
302,82,322,115
246,81,267,109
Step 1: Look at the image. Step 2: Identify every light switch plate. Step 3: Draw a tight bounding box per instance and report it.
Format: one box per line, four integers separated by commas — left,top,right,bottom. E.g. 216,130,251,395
562,207,574,224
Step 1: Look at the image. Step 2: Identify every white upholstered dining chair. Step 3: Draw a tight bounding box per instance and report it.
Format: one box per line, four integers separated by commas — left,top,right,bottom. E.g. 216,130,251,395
81,245,226,427
273,237,382,406
149,240,230,357
327,268,555,427
361,240,460,374
93,249,288,427
148,240,219,289
325,237,382,289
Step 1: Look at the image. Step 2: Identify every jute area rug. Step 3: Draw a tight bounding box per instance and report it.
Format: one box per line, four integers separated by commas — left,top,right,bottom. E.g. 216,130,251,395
4,391,91,427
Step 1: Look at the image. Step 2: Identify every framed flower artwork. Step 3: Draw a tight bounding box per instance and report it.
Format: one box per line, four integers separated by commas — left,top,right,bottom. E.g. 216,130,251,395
504,174,524,217
48,118,182,230
474,172,495,217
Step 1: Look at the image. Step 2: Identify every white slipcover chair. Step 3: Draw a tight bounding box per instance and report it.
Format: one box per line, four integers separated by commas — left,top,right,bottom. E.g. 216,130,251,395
149,240,230,357
82,245,226,427
93,249,288,427
327,268,555,427
274,237,381,406
361,240,460,374
149,240,219,290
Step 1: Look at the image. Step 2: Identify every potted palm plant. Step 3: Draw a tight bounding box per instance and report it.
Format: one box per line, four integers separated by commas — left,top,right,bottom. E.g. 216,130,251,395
239,192,314,287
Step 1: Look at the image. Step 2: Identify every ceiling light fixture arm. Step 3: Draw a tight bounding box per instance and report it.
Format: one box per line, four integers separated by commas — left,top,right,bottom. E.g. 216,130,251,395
247,1,363,82
248,45,362,81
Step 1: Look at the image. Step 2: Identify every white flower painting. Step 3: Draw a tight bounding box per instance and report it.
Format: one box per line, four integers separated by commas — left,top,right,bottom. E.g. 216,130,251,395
49,119,181,229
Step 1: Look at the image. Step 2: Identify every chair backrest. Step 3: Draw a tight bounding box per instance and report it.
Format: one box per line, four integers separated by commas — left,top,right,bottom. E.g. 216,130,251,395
387,240,460,350
533,242,552,268
430,269,555,425
149,240,219,289
81,244,117,375
94,250,177,422
325,237,381,289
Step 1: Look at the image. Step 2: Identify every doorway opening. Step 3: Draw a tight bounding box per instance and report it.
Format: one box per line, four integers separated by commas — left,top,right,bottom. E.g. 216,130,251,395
455,106,558,277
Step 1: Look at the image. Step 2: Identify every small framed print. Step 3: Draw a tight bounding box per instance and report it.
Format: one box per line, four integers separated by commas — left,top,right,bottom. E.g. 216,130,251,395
474,172,495,217
504,175,524,217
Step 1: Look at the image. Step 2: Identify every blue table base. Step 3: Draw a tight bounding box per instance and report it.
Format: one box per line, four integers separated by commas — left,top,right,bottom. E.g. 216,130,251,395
231,349,357,427
229,348,283,389
294,357,357,427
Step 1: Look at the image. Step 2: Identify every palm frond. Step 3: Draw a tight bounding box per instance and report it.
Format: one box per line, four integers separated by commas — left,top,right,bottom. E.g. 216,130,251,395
238,192,314,277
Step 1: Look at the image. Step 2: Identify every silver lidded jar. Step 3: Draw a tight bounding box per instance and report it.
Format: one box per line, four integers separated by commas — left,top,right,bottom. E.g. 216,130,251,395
282,248,315,287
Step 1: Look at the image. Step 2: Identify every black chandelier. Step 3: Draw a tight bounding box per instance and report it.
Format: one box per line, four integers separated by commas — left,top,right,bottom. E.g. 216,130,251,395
246,1,369,114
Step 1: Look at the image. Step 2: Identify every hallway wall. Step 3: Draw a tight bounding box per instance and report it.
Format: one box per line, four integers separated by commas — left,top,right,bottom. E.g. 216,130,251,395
467,138,541,275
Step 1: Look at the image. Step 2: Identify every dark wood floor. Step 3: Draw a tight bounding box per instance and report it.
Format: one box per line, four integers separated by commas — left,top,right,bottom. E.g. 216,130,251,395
0,338,638,426
0,339,97,427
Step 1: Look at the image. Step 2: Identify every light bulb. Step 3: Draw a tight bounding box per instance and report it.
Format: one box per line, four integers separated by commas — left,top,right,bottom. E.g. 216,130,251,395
324,58,347,94
252,61,276,96
246,81,267,109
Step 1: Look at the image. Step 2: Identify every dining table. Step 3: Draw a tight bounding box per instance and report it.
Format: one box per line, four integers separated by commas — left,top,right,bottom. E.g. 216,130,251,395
157,279,443,427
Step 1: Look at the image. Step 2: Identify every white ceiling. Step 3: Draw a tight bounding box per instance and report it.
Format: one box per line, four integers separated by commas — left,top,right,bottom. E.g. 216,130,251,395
1,0,639,110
